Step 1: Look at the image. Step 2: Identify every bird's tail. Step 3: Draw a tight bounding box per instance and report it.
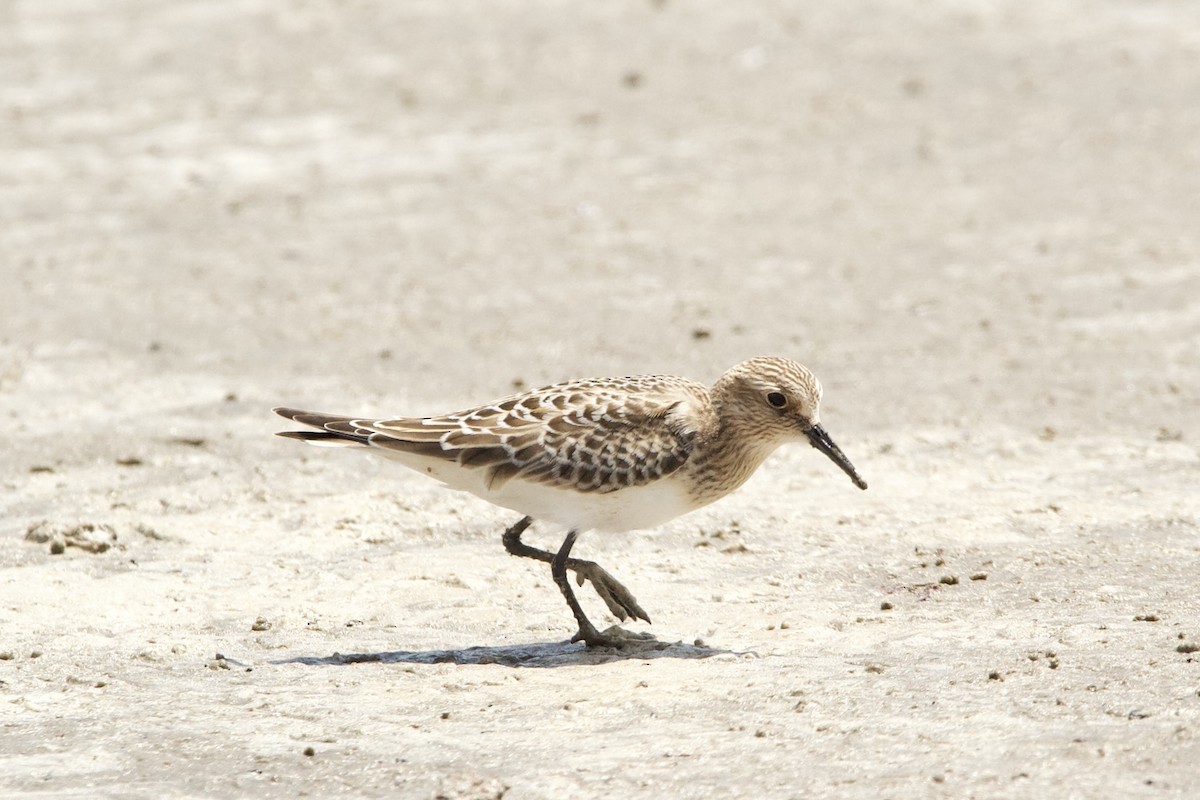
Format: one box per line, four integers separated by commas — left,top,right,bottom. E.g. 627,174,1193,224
273,407,374,448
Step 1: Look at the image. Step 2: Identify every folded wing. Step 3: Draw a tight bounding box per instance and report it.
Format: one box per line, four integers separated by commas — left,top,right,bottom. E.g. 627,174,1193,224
274,379,704,494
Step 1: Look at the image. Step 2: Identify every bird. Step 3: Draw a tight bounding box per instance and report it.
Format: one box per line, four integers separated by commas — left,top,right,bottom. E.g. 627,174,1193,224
274,356,867,647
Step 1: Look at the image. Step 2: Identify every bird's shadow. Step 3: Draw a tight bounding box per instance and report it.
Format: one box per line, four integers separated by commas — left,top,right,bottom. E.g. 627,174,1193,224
272,636,735,669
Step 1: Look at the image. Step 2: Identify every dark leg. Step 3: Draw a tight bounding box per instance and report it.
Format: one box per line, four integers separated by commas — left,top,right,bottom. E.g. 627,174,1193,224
502,516,650,624
551,530,623,647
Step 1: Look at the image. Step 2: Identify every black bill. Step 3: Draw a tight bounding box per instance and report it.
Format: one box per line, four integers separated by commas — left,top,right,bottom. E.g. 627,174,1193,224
805,424,868,490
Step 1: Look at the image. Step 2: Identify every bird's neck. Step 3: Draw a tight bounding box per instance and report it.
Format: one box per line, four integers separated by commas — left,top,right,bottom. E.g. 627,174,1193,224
684,407,783,504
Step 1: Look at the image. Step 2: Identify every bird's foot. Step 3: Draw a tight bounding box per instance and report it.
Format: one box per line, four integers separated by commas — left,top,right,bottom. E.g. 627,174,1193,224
571,560,651,624
570,624,658,649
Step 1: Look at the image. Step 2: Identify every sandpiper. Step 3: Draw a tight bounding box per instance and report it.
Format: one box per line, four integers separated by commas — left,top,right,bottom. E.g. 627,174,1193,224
275,356,867,647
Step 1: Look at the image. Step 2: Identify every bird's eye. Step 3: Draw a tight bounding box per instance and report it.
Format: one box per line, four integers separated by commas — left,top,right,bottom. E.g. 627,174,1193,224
766,391,787,409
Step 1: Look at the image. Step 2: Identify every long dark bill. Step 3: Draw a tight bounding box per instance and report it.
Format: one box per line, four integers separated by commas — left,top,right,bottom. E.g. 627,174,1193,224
805,424,868,490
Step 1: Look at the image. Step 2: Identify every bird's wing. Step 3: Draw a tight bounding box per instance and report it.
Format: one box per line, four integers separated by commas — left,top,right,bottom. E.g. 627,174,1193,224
363,378,707,493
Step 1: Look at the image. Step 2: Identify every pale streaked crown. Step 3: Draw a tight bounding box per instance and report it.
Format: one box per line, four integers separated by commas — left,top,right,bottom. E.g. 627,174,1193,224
710,356,824,437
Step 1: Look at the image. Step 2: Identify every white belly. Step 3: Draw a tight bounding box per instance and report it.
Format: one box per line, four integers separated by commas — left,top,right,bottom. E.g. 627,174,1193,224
376,449,699,532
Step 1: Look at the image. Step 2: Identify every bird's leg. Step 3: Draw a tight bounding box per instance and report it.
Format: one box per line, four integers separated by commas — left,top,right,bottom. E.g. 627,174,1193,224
501,516,650,624
551,530,626,648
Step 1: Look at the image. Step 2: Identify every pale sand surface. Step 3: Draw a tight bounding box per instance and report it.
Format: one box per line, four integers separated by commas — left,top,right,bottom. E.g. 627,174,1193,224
2,2,1199,798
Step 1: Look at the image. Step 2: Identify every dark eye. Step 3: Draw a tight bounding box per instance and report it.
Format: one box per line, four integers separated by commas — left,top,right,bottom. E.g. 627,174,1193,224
766,391,787,409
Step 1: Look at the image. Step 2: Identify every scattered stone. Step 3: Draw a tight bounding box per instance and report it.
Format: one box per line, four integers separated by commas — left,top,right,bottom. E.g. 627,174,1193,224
1134,614,1160,622
251,617,272,632
433,776,509,800
880,601,894,610
988,671,1003,681
970,573,988,581
136,523,168,541
1155,428,1183,442
939,575,959,585
27,521,118,554
65,675,104,687
303,747,315,757
23,521,54,543
1176,643,1199,654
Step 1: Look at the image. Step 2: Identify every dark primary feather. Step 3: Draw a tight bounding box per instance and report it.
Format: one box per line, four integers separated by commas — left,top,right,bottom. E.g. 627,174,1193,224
273,408,373,444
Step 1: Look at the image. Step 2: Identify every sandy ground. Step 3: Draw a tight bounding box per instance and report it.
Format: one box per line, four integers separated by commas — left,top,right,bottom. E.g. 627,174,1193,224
2,1,1199,797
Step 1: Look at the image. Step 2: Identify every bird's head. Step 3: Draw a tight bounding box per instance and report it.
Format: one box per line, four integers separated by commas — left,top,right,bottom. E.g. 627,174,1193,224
714,356,867,490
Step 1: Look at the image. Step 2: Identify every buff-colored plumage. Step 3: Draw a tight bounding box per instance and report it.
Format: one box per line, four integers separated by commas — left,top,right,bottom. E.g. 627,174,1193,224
275,356,866,646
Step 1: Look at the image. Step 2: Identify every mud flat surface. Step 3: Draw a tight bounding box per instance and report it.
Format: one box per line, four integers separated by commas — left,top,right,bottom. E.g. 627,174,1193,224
2,2,1198,797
